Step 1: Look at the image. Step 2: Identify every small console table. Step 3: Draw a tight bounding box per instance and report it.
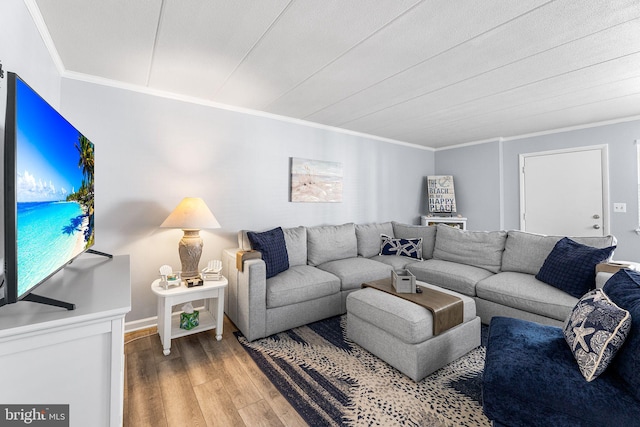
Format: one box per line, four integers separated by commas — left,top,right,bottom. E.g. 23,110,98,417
151,277,227,355
421,216,467,230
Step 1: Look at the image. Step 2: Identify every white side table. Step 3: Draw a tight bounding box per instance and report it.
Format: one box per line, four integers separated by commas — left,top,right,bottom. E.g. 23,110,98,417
151,276,228,355
420,216,467,230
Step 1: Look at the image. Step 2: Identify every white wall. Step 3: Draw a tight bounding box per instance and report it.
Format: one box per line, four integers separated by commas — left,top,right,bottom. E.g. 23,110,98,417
0,0,61,107
435,140,502,231
59,79,435,323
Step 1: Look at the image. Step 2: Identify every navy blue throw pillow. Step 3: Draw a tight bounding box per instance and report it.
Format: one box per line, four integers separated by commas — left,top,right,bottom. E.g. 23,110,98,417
535,237,615,298
247,227,289,279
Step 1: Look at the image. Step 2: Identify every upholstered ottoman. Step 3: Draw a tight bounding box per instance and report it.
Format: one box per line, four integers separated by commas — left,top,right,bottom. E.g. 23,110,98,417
346,282,481,381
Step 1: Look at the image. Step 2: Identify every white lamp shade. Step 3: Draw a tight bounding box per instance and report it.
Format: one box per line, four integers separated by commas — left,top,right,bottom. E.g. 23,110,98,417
160,197,221,230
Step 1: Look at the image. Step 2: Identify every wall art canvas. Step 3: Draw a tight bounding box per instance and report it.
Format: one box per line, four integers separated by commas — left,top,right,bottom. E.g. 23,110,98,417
291,158,343,203
427,175,456,213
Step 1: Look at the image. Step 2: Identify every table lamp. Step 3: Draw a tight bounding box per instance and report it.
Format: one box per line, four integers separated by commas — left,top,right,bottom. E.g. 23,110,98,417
160,197,220,279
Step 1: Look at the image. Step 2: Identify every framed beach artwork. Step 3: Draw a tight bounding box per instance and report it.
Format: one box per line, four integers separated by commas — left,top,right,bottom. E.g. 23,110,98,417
290,158,343,203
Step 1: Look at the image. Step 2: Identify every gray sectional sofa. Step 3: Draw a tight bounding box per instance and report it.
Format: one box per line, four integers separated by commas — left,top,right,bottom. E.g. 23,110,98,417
222,221,616,341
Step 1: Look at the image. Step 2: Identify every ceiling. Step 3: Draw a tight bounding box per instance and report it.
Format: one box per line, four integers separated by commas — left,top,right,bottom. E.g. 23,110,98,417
32,0,640,149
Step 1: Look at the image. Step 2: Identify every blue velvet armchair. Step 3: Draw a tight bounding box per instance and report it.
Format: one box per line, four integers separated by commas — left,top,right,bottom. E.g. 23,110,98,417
482,269,640,426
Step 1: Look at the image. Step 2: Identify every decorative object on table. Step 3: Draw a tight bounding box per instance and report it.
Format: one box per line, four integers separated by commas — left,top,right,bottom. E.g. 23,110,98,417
391,269,416,293
427,175,456,214
236,250,262,271
290,157,343,203
160,197,221,279
185,277,203,288
201,259,222,281
158,264,181,290
179,302,199,330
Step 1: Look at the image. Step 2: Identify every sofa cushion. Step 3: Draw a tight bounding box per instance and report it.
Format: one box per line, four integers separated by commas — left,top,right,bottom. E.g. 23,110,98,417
346,285,477,344
563,289,631,382
307,223,357,266
483,316,640,427
603,269,640,401
355,222,394,258
369,254,420,270
477,272,577,322
406,259,494,297
392,222,437,259
247,227,289,279
282,226,307,267
432,224,506,273
535,238,616,298
266,265,340,308
501,230,617,275
317,257,393,291
379,235,422,259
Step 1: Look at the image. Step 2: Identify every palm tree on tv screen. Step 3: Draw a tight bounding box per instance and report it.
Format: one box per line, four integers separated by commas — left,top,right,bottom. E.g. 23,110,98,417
67,134,95,246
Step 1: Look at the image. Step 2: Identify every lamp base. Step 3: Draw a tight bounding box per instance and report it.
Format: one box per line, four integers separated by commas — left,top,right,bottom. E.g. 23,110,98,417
178,229,203,279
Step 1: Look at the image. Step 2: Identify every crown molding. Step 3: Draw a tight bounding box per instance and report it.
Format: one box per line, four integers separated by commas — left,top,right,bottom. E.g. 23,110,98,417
436,115,640,152
61,70,433,152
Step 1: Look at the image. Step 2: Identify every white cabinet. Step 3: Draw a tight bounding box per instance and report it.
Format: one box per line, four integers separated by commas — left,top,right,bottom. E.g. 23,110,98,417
0,255,131,427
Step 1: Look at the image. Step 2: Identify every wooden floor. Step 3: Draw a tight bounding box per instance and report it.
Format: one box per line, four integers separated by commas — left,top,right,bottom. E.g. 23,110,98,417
123,316,308,427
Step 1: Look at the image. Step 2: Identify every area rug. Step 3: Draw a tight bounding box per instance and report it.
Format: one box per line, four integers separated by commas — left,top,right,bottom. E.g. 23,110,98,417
236,316,490,426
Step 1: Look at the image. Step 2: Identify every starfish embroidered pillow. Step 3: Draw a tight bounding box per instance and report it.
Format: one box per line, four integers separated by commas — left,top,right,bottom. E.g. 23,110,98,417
563,288,631,381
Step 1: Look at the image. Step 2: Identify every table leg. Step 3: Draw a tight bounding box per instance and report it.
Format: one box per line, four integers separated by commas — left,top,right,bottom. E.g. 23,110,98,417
215,289,225,341
161,298,172,355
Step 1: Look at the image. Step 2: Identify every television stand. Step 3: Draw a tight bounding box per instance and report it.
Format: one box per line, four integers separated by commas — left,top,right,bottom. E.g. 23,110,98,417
87,249,113,258
22,292,75,310
0,255,131,426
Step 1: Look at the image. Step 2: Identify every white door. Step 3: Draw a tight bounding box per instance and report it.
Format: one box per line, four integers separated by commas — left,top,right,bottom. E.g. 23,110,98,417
520,146,609,236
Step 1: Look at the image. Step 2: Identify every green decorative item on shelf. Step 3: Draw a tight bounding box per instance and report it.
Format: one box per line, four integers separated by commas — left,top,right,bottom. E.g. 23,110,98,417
180,310,199,330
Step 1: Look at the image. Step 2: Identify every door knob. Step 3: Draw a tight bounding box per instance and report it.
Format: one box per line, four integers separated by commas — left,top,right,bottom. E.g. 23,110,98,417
593,224,601,229
593,214,600,219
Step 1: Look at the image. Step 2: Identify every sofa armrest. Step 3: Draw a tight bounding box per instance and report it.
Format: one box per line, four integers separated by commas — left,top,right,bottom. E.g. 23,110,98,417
596,271,614,289
238,260,268,341
222,248,268,341
595,262,640,289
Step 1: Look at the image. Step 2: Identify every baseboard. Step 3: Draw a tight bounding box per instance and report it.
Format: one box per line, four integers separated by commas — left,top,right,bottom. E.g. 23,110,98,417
124,304,211,333
125,316,157,333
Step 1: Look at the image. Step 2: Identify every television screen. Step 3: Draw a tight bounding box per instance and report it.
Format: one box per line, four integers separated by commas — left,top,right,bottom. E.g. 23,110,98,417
2,72,95,308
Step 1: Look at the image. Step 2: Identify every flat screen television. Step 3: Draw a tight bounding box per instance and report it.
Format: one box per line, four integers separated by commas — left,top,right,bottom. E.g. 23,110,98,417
1,72,101,310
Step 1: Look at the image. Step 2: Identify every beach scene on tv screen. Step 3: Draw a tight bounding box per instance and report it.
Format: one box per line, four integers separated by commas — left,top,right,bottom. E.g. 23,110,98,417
15,79,95,297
